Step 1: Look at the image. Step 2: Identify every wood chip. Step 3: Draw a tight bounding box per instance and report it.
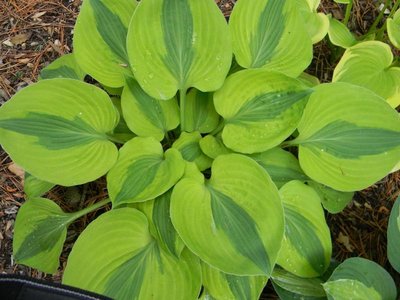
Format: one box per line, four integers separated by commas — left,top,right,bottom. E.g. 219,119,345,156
2,40,14,47
8,163,24,179
10,33,30,45
337,232,354,252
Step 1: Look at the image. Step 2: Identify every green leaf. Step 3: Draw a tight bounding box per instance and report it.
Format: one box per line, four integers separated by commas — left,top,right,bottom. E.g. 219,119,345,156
39,53,85,80
202,263,268,300
327,257,397,300
214,69,312,154
297,72,320,88
333,41,400,108
308,181,354,213
327,16,357,48
387,9,400,49
292,82,400,192
199,135,232,160
63,208,201,300
13,198,73,274
121,78,179,141
250,147,308,189
134,190,185,258
296,0,329,44
24,172,55,199
73,0,136,87
0,79,119,186
107,137,185,206
109,97,136,143
277,181,331,277
171,154,284,276
324,280,380,300
271,267,326,298
183,89,220,134
388,196,400,273
127,0,232,100
230,0,312,76
172,132,212,171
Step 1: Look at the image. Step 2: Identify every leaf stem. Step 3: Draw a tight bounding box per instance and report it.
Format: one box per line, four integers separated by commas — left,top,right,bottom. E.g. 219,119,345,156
71,198,111,220
343,0,354,26
367,0,391,36
179,88,188,132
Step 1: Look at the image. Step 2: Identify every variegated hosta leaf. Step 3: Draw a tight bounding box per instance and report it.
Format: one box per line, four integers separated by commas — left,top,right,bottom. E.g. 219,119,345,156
121,78,179,141
327,16,357,48
199,135,232,160
387,9,400,49
271,267,326,299
201,263,268,300
323,280,380,300
127,0,232,100
183,89,220,134
172,132,212,171
171,154,284,276
229,0,313,76
39,53,85,80
24,172,55,199
296,0,329,44
134,190,185,258
333,41,400,108
214,69,312,154
326,257,397,300
250,147,308,189
109,97,136,143
63,208,202,300
0,79,119,186
388,196,400,273
73,0,137,87
277,181,331,277
297,72,320,88
107,137,185,207
292,82,400,192
308,181,354,214
13,198,74,274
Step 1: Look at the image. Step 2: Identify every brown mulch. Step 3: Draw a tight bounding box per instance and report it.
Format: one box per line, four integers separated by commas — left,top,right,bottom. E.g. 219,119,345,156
0,0,399,298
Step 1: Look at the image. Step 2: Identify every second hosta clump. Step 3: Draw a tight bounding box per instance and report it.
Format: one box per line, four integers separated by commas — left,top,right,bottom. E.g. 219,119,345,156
0,0,399,299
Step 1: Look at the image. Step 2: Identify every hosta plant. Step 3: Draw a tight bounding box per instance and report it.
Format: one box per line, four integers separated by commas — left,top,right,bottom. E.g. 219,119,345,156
0,0,399,299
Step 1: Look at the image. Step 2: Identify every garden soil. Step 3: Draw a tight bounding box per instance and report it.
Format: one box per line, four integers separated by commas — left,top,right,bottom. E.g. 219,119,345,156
0,0,399,298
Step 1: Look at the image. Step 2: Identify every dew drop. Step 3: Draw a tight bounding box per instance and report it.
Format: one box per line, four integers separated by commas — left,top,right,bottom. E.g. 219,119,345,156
148,73,154,79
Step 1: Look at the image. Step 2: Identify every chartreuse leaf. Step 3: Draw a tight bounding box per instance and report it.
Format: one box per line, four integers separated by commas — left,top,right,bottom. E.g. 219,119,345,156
333,41,400,108
296,0,329,44
388,196,400,273
127,0,232,100
39,53,85,80
327,16,357,48
107,137,185,207
73,0,136,87
308,181,354,213
63,208,201,300
214,69,312,154
199,135,232,160
121,78,179,141
172,132,212,171
387,9,400,49
271,267,326,298
291,82,400,192
0,79,119,186
134,190,184,258
297,72,320,88
109,97,136,143
229,0,312,76
277,181,331,277
13,198,73,274
324,280,380,300
250,148,308,189
326,257,397,300
183,89,220,134
171,154,284,276
24,172,55,199
201,263,268,300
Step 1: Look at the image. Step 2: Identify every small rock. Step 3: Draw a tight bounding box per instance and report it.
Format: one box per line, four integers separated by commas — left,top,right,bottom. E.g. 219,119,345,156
2,40,14,47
